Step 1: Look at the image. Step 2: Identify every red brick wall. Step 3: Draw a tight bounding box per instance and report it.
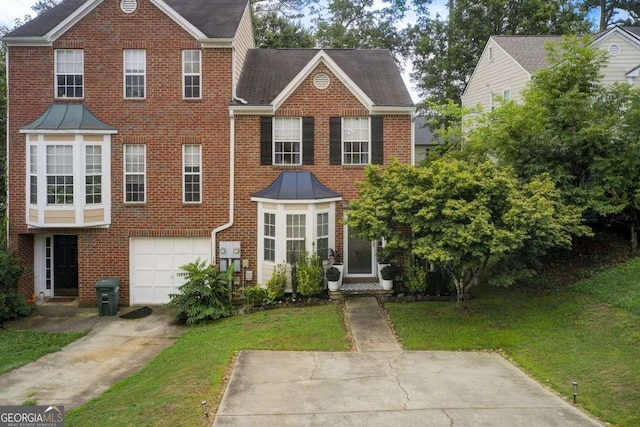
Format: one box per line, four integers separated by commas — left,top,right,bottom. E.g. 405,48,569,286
7,0,233,305
225,63,412,277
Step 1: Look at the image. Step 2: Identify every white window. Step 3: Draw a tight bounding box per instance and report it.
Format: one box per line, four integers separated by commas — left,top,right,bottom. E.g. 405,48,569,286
29,146,37,204
286,214,306,261
183,144,201,203
85,146,102,204
490,92,496,111
183,50,201,99
274,117,302,165
124,144,146,202
124,50,146,99
316,212,329,261
503,88,511,102
46,145,74,205
264,213,276,262
55,49,83,98
343,117,370,165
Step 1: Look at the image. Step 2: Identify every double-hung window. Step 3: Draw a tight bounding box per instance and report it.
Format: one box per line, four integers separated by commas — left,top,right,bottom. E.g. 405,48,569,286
264,213,276,262
183,144,201,203
316,212,329,261
55,49,83,98
286,214,306,261
46,145,74,205
274,118,302,165
124,50,146,99
342,117,370,165
183,50,201,99
29,146,38,204
124,144,146,202
85,146,102,204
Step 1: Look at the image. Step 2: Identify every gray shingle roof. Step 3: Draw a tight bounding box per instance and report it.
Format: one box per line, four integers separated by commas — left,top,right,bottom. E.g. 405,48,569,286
492,35,563,73
235,49,414,107
414,116,433,146
21,104,117,132
251,171,341,201
3,0,248,39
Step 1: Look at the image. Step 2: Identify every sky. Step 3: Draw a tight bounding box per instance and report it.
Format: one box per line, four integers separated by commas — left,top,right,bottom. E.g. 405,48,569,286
1,0,34,29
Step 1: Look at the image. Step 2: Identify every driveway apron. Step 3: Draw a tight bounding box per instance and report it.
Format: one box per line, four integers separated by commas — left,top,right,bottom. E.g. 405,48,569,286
213,297,602,426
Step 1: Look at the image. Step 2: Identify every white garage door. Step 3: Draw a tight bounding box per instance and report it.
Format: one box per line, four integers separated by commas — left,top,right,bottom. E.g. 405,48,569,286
130,237,211,305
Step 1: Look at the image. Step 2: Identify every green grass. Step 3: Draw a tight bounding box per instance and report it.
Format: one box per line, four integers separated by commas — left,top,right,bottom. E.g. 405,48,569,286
386,257,640,427
0,330,85,375
66,304,349,427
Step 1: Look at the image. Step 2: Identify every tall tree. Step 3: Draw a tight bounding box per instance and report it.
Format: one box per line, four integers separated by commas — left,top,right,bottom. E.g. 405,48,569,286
314,0,410,57
253,10,315,48
410,0,590,111
582,0,640,30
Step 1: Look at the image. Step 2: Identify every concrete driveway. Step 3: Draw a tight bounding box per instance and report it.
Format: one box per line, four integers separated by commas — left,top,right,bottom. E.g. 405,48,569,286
0,305,185,409
213,298,602,426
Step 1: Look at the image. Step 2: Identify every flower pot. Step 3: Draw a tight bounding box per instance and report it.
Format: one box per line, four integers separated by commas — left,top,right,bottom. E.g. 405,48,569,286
328,280,340,291
334,264,344,287
377,263,389,286
381,279,394,291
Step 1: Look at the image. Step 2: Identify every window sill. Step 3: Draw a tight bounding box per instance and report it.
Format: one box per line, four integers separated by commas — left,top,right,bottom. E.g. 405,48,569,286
54,97,85,101
271,165,303,170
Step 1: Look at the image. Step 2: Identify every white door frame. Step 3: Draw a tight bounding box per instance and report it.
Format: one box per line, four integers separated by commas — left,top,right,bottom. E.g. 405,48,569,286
343,223,376,278
34,234,54,297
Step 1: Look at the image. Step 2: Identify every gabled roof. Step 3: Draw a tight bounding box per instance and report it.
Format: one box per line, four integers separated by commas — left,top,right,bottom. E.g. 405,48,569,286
20,104,117,134
2,0,248,40
235,49,414,109
251,171,341,201
491,35,563,74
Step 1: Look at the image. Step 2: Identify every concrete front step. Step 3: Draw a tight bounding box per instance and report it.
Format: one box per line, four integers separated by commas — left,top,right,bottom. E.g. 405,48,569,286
328,282,394,299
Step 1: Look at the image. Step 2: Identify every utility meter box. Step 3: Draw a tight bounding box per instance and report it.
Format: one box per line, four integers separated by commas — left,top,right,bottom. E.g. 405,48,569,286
219,241,241,272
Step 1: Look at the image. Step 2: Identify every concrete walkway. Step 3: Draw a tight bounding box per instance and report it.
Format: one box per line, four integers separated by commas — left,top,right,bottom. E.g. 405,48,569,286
0,305,184,409
213,297,602,426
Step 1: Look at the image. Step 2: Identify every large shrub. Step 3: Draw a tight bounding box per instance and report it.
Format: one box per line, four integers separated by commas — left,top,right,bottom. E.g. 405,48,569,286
0,250,28,326
266,263,287,303
168,258,234,325
297,250,323,297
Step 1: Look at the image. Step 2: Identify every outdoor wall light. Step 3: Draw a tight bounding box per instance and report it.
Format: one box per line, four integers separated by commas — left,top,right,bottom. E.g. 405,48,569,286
572,381,578,404
201,400,209,417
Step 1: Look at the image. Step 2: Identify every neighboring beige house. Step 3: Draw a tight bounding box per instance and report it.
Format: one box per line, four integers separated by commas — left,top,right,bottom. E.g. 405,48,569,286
462,26,640,112
414,116,434,164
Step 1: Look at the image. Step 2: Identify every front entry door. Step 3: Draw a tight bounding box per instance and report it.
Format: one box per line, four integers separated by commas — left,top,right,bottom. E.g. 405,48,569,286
54,235,78,297
345,227,374,276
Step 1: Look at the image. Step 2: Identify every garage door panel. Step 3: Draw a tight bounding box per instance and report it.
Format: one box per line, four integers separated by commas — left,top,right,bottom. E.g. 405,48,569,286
130,237,211,305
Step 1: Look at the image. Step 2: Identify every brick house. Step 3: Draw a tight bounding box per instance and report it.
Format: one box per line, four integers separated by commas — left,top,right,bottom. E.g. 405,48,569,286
2,0,414,306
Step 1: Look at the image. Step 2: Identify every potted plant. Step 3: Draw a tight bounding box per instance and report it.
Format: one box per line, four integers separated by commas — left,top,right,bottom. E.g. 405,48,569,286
326,266,341,291
376,250,390,283
329,249,344,287
380,265,394,291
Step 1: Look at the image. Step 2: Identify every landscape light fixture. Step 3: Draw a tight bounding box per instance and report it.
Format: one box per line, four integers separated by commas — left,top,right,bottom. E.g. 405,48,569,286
201,400,209,417
572,381,578,404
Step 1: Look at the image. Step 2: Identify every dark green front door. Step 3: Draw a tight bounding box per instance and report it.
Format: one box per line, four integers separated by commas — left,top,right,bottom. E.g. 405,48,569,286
54,235,78,297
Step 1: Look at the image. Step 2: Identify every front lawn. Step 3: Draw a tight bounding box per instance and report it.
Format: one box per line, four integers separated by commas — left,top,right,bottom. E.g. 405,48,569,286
66,304,349,427
0,330,85,375
386,257,640,427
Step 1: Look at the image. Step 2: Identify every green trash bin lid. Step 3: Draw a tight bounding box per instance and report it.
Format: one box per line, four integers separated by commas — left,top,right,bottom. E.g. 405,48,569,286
94,278,120,289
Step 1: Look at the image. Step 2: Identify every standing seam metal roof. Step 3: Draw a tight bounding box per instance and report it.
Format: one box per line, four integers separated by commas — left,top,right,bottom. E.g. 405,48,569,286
21,104,117,131
251,171,341,201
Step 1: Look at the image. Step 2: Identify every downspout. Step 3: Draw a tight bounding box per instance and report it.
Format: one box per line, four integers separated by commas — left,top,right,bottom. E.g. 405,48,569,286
212,109,236,264
4,44,10,248
411,111,416,166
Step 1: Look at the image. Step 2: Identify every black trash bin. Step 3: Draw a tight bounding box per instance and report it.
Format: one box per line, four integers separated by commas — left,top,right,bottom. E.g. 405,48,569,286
95,278,120,316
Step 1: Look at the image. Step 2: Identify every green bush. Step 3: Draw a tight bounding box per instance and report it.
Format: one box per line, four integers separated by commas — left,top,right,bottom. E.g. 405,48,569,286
297,250,323,297
0,250,28,326
167,258,234,325
406,264,427,294
266,263,287,302
243,285,268,307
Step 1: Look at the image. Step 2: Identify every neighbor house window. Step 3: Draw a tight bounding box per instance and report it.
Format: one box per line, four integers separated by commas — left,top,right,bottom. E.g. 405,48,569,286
55,49,83,98
342,117,370,165
85,145,102,204
29,146,37,204
124,49,146,98
286,214,306,261
264,212,276,262
46,145,74,205
490,92,496,111
183,50,201,99
503,88,511,102
274,117,302,165
183,144,201,203
316,212,329,261
124,144,146,202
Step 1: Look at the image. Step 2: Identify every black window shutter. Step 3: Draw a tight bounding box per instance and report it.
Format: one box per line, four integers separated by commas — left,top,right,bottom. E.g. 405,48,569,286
329,117,342,165
260,116,273,165
371,116,384,165
302,117,314,165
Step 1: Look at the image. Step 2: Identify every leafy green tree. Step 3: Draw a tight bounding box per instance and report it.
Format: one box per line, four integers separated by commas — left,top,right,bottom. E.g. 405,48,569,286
474,37,622,214
581,0,640,30
410,0,589,110
348,157,587,306
0,250,28,327
253,10,315,48
314,0,409,57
